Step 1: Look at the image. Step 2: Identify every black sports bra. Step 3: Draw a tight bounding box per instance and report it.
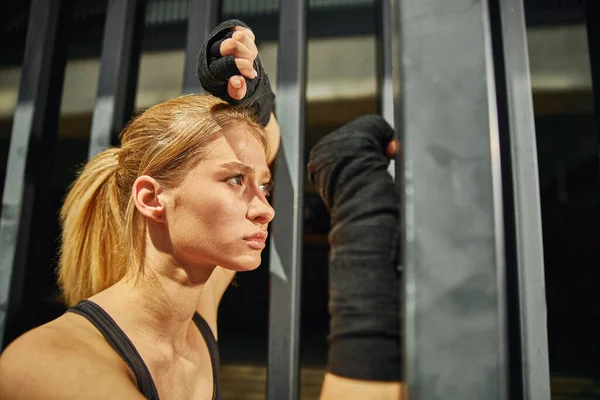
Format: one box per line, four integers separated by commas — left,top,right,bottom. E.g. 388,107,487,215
67,300,220,399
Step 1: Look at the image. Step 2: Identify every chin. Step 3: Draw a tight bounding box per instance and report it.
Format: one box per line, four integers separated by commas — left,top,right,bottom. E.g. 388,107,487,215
221,254,263,272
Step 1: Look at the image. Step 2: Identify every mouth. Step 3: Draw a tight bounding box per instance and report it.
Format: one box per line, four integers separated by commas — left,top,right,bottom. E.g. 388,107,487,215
244,231,268,250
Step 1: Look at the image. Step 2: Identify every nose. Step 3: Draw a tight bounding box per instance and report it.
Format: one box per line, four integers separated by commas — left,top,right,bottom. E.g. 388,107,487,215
247,196,275,225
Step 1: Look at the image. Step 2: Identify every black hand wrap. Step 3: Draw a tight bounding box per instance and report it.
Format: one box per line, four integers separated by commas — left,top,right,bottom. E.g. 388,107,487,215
307,115,402,381
197,19,275,126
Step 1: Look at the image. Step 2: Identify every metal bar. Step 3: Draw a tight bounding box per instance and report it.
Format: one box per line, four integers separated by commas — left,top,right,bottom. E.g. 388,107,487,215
586,0,600,151
182,0,221,94
375,0,396,178
394,0,509,398
490,0,551,398
88,0,146,158
266,0,307,398
0,0,69,348
375,0,394,127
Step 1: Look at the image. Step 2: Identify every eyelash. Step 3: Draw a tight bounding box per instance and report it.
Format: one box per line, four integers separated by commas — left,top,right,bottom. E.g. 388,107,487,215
227,174,274,198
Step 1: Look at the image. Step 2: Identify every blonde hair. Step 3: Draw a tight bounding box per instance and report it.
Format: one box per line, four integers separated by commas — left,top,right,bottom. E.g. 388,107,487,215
58,94,268,306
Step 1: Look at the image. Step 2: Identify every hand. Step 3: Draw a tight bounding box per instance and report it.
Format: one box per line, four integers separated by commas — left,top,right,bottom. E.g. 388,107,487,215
220,26,258,100
197,19,275,126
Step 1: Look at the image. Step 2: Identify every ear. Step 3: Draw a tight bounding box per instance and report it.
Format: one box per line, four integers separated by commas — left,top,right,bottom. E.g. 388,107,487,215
132,175,166,223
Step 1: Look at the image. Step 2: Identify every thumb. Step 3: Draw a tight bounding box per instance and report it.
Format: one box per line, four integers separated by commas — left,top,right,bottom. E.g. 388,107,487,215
228,76,247,100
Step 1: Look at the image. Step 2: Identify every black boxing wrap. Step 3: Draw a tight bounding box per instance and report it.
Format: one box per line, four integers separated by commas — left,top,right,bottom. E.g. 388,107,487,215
307,115,402,381
197,19,275,126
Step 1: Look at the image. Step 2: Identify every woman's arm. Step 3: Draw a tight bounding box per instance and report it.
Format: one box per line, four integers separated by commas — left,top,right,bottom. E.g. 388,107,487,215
320,374,405,400
265,112,281,164
308,115,404,400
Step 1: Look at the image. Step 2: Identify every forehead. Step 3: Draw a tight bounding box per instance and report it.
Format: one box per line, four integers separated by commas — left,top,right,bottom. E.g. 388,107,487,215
205,126,267,166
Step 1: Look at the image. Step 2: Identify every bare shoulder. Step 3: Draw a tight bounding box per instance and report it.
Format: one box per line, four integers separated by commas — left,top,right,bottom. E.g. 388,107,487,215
0,313,145,400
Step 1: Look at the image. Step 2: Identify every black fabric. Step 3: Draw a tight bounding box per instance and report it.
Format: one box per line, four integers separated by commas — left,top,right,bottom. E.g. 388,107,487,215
197,19,275,126
192,312,221,400
67,300,221,399
307,114,402,381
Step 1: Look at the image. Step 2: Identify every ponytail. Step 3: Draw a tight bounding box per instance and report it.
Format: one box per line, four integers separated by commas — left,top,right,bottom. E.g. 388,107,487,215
57,147,127,306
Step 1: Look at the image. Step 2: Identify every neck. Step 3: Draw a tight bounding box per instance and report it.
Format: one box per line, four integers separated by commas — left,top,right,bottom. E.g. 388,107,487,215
90,246,215,354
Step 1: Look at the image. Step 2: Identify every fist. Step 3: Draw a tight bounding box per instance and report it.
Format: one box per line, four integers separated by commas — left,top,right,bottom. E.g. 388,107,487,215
219,26,258,100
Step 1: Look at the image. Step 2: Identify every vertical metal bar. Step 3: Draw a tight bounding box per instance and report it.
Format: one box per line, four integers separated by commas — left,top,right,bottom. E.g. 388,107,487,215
394,0,509,399
266,0,307,398
88,0,146,158
490,0,551,398
376,0,394,127
182,0,221,94
586,0,600,150
375,0,396,178
0,0,69,348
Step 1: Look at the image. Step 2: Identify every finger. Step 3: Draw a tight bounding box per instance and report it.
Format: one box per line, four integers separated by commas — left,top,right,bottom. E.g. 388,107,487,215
232,30,258,60
386,139,400,159
233,26,256,42
228,76,247,100
220,38,254,63
235,58,257,80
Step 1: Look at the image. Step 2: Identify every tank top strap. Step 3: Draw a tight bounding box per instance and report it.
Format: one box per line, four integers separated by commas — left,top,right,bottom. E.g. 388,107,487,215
192,313,221,400
66,300,160,400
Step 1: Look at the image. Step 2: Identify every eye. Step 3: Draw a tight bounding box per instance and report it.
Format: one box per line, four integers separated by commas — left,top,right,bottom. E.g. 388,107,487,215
260,180,274,198
227,174,245,187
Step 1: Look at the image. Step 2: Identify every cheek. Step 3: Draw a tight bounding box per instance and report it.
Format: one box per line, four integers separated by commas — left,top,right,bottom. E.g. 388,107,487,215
203,192,246,227
172,188,247,243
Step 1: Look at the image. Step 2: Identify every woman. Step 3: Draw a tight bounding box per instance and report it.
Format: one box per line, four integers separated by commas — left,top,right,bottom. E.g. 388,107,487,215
0,21,404,400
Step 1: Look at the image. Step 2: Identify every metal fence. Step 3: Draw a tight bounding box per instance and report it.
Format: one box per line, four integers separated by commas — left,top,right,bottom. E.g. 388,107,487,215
1,0,598,399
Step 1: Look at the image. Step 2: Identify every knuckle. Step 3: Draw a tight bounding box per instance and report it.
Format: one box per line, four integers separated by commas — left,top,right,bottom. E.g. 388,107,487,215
236,58,252,67
221,39,236,53
239,44,251,56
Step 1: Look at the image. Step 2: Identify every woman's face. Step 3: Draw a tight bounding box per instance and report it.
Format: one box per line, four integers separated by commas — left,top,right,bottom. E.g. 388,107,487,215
165,125,275,272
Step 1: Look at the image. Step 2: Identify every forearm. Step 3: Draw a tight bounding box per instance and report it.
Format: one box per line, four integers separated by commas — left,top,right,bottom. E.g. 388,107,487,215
308,115,403,398
265,112,280,165
320,373,405,400
197,266,237,339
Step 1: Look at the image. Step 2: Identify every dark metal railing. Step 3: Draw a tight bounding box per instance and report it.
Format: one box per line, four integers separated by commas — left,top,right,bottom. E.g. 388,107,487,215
266,0,307,398
396,1,510,398
0,0,70,350
0,0,561,399
182,0,220,94
88,0,146,158
585,0,600,153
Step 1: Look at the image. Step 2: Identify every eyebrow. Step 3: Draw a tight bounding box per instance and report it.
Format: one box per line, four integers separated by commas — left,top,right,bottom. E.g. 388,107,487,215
220,162,272,180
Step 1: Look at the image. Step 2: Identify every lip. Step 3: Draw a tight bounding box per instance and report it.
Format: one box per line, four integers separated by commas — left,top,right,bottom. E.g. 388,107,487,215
244,231,268,250
245,231,268,241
